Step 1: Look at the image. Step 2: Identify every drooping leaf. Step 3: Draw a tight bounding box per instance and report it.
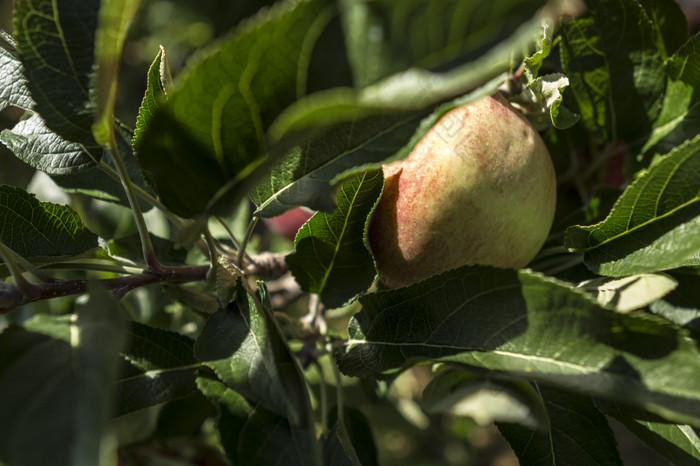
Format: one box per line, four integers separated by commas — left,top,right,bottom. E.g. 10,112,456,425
0,286,126,466
0,31,34,111
13,0,100,145
565,135,700,276
196,371,320,466
558,0,666,143
422,368,549,431
286,170,383,309
601,401,700,466
323,407,378,466
134,0,335,218
115,322,199,417
194,281,315,431
337,266,700,427
0,185,98,261
499,385,623,465
91,0,141,146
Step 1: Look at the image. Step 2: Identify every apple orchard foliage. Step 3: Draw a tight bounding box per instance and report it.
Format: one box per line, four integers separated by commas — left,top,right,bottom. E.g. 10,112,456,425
0,1,700,466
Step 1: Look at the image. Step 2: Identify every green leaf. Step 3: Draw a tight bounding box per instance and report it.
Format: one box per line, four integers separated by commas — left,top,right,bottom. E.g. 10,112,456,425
601,401,700,466
638,0,689,59
564,136,700,276
132,46,170,152
422,368,549,431
252,109,429,216
196,371,320,466
337,266,700,427
134,0,335,218
115,322,199,417
0,287,126,466
1,114,101,175
194,281,316,431
91,0,141,146
638,32,700,169
499,385,623,465
52,124,155,207
337,0,548,87
286,170,382,309
576,273,678,313
13,0,100,145
0,185,98,261
0,31,34,111
558,0,666,142
323,407,378,466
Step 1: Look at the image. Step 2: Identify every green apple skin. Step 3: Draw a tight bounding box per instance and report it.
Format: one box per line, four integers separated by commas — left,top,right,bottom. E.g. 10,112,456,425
368,94,556,288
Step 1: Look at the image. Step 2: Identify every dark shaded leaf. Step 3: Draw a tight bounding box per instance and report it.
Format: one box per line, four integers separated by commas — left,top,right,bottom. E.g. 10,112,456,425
0,185,98,261
195,280,314,428
559,0,666,142
600,401,700,466
323,407,378,466
197,371,320,466
115,322,199,417
0,286,125,466
337,266,700,427
499,385,622,465
13,0,99,145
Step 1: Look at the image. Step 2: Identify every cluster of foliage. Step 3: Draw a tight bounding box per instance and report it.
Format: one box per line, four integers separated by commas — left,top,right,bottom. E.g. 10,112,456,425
0,0,699,464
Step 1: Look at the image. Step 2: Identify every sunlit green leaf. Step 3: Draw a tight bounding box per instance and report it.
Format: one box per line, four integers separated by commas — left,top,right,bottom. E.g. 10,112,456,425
565,135,700,276
132,46,170,152
92,0,141,146
1,114,101,175
0,31,34,111
286,170,382,309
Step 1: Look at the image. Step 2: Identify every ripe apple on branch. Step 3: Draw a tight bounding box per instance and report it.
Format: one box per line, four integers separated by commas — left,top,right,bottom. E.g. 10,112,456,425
368,94,557,288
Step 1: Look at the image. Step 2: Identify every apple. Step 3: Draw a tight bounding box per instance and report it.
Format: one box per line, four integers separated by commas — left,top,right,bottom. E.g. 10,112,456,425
262,206,314,240
368,94,556,288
